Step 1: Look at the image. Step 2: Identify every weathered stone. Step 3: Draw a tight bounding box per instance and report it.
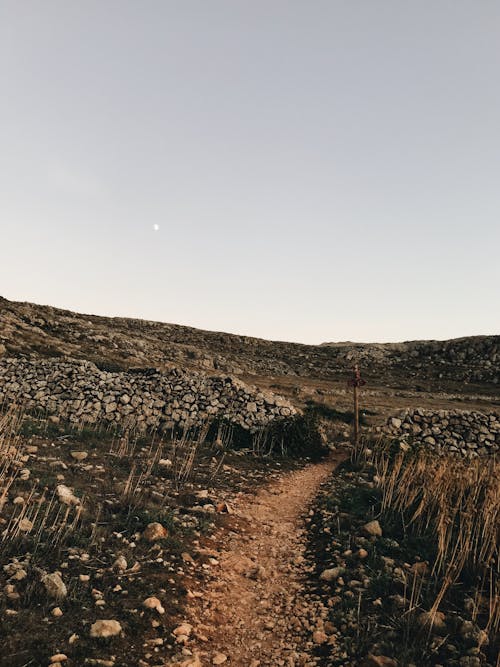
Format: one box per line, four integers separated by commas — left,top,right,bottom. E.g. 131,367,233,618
42,572,67,600
142,522,168,542
361,520,382,537
89,619,122,638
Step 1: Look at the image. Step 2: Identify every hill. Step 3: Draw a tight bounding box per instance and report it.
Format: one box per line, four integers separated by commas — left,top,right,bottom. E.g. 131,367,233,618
1,297,498,395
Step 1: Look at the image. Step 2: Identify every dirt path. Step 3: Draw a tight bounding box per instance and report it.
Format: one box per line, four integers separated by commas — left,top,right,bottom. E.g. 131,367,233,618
183,451,347,667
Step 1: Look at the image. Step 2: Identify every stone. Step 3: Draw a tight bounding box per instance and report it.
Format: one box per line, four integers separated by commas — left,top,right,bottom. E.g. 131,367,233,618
50,655,68,663
173,622,193,638
169,657,202,667
18,518,34,532
113,556,127,572
320,567,345,582
56,484,80,506
142,522,168,542
71,451,88,462
89,619,122,638
417,610,446,630
42,573,67,600
143,596,165,614
212,654,228,665
361,520,382,537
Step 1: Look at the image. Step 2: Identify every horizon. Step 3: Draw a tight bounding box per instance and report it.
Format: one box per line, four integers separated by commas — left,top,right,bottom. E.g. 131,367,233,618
2,292,497,347
2,1,500,344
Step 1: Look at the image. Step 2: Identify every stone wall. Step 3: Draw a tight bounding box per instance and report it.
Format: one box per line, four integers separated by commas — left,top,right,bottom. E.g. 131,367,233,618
382,408,499,457
0,356,297,432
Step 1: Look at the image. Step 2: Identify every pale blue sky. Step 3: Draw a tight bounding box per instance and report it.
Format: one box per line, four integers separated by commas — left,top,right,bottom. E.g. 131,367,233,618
1,1,499,343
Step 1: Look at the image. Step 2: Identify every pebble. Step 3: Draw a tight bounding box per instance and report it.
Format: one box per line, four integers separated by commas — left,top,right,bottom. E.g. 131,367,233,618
142,522,168,542
89,619,122,638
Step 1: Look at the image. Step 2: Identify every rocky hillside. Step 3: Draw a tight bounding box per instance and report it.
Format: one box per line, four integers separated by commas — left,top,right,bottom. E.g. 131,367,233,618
1,297,498,391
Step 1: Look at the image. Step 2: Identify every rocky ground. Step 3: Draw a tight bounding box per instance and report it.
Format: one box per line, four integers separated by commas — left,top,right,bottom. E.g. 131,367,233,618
0,413,308,667
2,409,497,667
304,456,499,667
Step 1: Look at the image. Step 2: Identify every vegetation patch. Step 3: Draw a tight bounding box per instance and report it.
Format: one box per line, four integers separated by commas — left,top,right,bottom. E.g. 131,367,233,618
305,441,499,666
0,407,306,667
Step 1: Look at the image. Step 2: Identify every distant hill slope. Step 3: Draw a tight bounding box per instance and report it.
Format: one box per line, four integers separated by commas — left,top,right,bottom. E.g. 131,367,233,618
0,297,498,391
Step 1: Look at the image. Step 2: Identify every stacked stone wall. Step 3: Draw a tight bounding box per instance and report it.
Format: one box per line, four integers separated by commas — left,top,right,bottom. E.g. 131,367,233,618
383,408,499,457
0,356,296,432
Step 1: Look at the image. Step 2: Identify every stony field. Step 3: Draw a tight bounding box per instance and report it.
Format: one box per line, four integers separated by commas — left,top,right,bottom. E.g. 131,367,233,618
0,297,499,667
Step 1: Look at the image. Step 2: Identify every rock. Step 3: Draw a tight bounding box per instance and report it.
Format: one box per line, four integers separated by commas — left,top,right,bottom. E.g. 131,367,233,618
312,630,328,644
417,610,446,630
42,573,67,600
142,522,168,542
212,654,227,665
18,518,34,532
89,619,122,638
50,655,68,663
112,556,127,572
143,596,165,614
70,451,88,462
56,484,80,506
361,520,382,537
320,566,345,582
51,607,63,617
168,657,202,667
410,561,428,576
216,501,231,513
173,623,193,638
390,417,402,429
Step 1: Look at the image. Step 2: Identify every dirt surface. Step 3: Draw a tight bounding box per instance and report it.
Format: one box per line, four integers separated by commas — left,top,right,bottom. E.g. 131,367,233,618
183,449,348,666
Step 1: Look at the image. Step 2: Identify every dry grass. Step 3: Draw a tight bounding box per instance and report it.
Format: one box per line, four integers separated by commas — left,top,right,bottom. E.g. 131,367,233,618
372,442,499,635
0,406,84,555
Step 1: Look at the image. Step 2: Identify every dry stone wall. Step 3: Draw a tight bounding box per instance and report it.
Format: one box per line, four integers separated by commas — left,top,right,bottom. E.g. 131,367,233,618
382,408,499,458
0,356,297,432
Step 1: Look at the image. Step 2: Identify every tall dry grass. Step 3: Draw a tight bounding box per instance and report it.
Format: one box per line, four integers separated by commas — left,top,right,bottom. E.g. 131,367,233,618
0,406,84,554
372,442,499,635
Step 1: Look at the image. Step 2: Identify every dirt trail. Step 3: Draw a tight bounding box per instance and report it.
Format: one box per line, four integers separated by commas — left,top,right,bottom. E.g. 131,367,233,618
184,451,347,667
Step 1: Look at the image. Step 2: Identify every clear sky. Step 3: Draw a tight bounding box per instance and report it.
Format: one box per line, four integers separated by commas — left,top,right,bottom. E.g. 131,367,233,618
1,1,499,344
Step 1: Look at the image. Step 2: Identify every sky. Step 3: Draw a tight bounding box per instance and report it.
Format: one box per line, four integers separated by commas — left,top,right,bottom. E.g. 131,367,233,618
1,1,499,344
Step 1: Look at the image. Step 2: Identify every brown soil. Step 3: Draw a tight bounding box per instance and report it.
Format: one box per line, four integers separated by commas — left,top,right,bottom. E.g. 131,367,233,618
185,449,348,666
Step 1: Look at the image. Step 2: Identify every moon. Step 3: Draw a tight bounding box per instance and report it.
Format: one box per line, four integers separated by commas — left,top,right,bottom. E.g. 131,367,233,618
153,224,160,231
